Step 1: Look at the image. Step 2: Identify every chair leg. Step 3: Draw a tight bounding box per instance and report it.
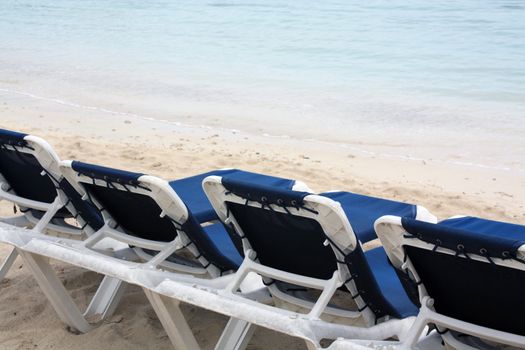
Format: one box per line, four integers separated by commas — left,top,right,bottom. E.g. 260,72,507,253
16,249,92,333
143,288,201,350
214,318,256,350
84,276,127,322
0,247,18,281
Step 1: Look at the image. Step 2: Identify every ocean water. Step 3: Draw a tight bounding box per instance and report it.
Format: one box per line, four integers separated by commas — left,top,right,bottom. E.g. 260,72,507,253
0,0,524,171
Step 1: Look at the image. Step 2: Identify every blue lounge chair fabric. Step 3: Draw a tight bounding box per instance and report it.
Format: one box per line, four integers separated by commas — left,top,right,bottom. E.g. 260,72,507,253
202,223,243,267
0,129,29,147
403,216,525,260
170,169,297,223
341,242,418,319
170,169,239,223
364,247,419,318
71,161,144,186
398,217,525,336
322,192,417,243
0,146,58,205
224,200,337,278
219,178,418,320
222,175,308,208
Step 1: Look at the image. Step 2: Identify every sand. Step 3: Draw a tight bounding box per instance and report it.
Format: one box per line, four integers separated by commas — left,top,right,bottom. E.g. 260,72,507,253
0,97,523,349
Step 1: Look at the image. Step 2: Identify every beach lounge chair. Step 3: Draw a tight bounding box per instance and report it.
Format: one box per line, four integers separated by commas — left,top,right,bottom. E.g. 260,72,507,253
0,128,91,280
0,129,147,330
364,215,525,349
202,175,437,348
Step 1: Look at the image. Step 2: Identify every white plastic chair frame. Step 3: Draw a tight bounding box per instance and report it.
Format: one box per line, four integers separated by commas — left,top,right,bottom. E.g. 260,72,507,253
0,221,416,350
202,176,436,348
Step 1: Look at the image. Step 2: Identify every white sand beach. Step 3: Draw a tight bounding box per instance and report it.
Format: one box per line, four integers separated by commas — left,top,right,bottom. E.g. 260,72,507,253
0,96,524,349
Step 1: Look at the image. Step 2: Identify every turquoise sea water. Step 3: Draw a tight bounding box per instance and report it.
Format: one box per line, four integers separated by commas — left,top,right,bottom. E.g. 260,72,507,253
0,1,524,169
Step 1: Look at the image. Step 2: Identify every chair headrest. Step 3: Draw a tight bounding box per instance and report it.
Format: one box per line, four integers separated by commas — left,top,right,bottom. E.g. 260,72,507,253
402,216,525,261
221,176,310,208
71,161,145,186
0,128,28,147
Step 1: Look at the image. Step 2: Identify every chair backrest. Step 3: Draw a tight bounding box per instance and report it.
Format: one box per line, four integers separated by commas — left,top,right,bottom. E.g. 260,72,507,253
0,129,58,204
224,183,337,279
203,175,412,320
380,216,525,336
0,128,104,232
60,160,240,273
73,161,179,241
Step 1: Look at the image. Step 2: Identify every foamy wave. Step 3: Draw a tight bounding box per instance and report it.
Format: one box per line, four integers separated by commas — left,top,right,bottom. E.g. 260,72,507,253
0,87,242,135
